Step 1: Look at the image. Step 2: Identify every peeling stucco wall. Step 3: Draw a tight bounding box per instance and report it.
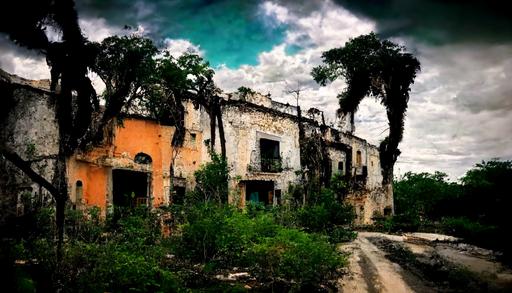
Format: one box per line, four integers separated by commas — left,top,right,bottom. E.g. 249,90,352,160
0,71,59,221
222,101,302,203
1,71,393,224
222,92,392,223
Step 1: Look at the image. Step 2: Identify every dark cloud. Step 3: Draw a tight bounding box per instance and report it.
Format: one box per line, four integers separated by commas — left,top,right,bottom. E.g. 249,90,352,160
0,34,48,78
332,0,512,44
75,0,287,67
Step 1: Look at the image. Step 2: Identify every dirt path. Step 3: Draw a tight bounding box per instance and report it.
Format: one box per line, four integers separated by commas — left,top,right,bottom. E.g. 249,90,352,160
338,232,512,293
339,232,428,293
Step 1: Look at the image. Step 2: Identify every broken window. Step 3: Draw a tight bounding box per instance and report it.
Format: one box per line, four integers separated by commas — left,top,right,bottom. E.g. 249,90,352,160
172,186,186,205
338,161,344,173
134,152,152,164
384,206,392,216
190,133,196,145
76,180,83,204
275,189,282,205
260,138,281,172
356,150,362,166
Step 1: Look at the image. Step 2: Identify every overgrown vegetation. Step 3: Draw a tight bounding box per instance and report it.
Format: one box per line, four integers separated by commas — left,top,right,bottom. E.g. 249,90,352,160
236,86,256,100
376,159,512,264
2,152,356,292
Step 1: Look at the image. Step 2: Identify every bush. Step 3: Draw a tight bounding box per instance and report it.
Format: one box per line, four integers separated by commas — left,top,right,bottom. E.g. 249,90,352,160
59,241,181,293
7,180,350,291
327,226,357,243
173,203,346,290
296,188,355,237
193,150,229,204
441,217,499,248
9,206,184,292
373,213,422,233
247,228,345,290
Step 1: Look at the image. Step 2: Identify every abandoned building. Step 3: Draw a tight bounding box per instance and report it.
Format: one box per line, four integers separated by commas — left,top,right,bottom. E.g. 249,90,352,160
0,69,393,224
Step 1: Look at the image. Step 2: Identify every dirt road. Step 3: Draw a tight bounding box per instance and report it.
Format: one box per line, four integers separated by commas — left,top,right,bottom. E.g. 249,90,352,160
338,232,512,293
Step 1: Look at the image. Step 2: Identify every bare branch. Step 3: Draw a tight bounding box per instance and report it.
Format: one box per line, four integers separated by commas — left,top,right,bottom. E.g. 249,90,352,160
0,145,59,197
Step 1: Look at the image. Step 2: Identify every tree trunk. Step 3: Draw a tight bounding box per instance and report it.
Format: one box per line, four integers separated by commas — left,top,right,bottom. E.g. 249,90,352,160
55,195,66,260
52,151,69,261
209,108,216,150
380,108,404,184
216,104,226,158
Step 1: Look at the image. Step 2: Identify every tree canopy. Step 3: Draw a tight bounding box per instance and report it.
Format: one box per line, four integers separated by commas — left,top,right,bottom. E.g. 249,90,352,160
312,32,421,184
0,0,223,256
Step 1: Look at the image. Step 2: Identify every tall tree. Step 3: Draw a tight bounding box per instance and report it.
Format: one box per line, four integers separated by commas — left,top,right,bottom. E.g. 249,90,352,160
151,53,225,157
149,53,226,202
312,33,420,184
0,0,159,258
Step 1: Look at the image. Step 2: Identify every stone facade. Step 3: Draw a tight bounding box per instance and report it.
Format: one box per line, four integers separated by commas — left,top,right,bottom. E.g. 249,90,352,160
0,70,59,223
1,70,393,224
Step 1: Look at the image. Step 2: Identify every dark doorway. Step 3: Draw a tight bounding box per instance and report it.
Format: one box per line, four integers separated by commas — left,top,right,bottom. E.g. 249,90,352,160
173,186,186,205
113,169,149,207
245,180,274,205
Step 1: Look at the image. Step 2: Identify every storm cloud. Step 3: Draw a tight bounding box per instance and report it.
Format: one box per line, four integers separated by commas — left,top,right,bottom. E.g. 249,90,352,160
332,0,512,44
76,0,287,67
1,0,511,179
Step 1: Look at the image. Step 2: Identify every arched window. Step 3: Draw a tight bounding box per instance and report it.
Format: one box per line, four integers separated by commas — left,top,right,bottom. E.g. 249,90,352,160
134,152,152,164
76,180,83,203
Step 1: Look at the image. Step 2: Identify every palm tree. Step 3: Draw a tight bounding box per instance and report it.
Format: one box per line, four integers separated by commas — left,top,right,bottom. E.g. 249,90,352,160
312,32,420,185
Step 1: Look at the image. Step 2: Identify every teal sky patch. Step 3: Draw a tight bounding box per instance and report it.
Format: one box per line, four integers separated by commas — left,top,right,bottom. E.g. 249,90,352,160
77,0,288,68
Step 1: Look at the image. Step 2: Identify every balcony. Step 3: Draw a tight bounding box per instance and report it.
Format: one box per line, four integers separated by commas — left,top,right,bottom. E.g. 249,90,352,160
260,156,283,173
248,151,288,174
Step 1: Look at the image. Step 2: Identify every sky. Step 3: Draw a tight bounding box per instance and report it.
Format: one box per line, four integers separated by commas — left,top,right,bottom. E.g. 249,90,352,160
1,0,511,180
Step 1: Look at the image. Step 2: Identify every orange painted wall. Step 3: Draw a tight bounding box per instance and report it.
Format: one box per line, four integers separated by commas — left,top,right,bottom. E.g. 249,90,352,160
68,117,205,212
68,158,110,210
113,119,173,206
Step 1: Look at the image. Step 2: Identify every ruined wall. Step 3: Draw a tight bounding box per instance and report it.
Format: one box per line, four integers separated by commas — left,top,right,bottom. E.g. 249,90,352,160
219,93,393,223
0,70,393,224
339,135,393,225
221,101,302,205
172,101,207,192
68,118,175,211
328,147,347,176
0,71,58,221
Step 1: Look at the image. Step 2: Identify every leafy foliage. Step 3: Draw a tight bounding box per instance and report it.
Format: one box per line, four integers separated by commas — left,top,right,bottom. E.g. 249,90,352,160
386,159,512,263
394,171,461,222
191,149,229,203
247,228,344,289
173,203,345,291
312,32,421,184
3,206,182,292
236,86,256,100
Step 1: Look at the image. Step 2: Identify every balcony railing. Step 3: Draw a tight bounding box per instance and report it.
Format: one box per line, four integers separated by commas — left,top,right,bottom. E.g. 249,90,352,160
261,157,283,173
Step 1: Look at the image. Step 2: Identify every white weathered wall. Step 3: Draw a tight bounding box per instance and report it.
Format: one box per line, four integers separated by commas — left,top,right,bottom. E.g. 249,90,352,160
0,72,59,220
222,103,302,192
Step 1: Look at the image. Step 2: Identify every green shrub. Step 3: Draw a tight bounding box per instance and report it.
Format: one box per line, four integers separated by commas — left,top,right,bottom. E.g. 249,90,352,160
327,226,357,243
8,193,349,291
298,204,330,232
9,206,184,292
69,242,180,293
193,150,229,203
441,217,498,247
175,203,346,289
247,228,344,289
